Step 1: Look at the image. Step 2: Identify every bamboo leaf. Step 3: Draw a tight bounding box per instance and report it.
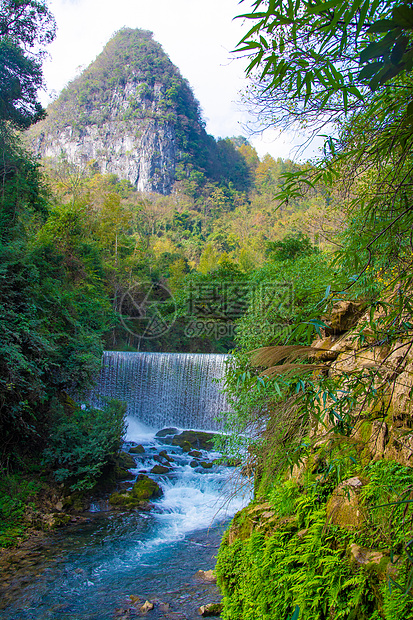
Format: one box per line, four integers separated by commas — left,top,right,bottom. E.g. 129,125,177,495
367,19,397,34
358,61,384,80
307,0,342,15
393,4,413,28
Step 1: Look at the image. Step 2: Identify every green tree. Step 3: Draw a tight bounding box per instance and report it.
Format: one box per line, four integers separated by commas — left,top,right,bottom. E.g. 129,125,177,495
237,1,413,287
238,0,412,129
0,0,55,128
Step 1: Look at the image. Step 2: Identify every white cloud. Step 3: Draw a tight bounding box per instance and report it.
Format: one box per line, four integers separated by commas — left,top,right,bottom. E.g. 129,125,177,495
41,0,321,160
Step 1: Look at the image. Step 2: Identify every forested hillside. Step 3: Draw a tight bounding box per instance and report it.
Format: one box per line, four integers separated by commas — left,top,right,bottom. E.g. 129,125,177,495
1,1,413,618
27,27,253,194
0,0,335,548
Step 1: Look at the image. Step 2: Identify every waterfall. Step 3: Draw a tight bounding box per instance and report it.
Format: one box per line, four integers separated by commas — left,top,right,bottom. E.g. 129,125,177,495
88,351,230,430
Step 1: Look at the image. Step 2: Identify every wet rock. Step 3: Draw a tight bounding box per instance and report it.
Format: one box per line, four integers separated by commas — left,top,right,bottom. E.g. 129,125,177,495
169,437,193,452
150,465,170,474
129,594,141,606
194,569,216,583
326,477,364,529
190,460,199,468
153,454,166,464
172,430,216,451
188,450,202,458
109,474,162,508
140,599,154,613
156,427,178,438
200,461,213,469
133,475,163,499
198,602,223,616
130,444,145,454
118,451,137,469
159,450,174,462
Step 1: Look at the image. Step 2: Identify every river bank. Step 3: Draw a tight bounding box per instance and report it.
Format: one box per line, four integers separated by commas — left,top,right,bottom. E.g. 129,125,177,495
0,425,249,619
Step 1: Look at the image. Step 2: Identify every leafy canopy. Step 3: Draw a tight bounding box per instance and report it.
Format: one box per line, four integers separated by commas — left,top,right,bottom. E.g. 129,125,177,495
237,0,413,128
0,0,55,128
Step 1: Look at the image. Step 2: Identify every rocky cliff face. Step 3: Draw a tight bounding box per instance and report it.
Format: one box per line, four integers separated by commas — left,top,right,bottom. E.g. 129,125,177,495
215,299,413,619
27,28,211,194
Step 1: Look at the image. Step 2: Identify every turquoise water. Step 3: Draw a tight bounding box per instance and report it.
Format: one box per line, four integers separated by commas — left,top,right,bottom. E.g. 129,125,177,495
0,423,248,620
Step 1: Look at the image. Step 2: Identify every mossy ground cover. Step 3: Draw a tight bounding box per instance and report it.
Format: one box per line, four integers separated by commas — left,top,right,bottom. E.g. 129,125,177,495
0,474,42,549
216,459,413,620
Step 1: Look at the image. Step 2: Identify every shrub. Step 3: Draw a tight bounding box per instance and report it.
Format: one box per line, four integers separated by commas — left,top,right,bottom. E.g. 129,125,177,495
42,399,127,491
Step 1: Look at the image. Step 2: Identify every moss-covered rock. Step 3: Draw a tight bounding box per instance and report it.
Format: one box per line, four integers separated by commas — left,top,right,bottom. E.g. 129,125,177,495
155,427,178,438
132,474,163,500
114,466,131,480
176,440,192,453
171,430,216,451
159,450,174,461
117,451,136,469
109,474,162,509
326,477,365,529
150,465,170,474
129,444,145,454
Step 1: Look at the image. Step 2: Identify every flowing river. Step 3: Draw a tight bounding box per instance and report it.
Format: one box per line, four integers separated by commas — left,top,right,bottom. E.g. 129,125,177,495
0,353,249,620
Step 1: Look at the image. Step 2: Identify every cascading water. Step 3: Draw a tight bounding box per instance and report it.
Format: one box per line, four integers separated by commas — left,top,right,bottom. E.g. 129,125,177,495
88,351,230,430
0,351,250,620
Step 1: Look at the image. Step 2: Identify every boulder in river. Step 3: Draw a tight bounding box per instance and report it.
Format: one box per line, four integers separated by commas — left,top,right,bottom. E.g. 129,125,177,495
129,444,145,454
198,602,223,616
132,474,163,499
194,569,216,583
140,600,154,613
109,474,162,508
155,427,178,438
159,450,174,461
200,461,213,469
150,465,170,474
171,430,216,451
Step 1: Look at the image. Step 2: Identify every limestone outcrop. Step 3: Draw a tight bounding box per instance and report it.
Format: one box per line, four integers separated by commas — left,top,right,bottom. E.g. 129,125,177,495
26,28,213,195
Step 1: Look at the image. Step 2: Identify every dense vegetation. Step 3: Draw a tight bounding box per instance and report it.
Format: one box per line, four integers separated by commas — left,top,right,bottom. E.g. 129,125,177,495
1,2,413,618
213,1,413,619
0,2,334,548
0,1,128,546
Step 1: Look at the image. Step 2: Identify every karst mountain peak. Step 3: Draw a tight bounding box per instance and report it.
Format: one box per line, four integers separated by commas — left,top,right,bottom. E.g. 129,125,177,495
27,27,218,194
